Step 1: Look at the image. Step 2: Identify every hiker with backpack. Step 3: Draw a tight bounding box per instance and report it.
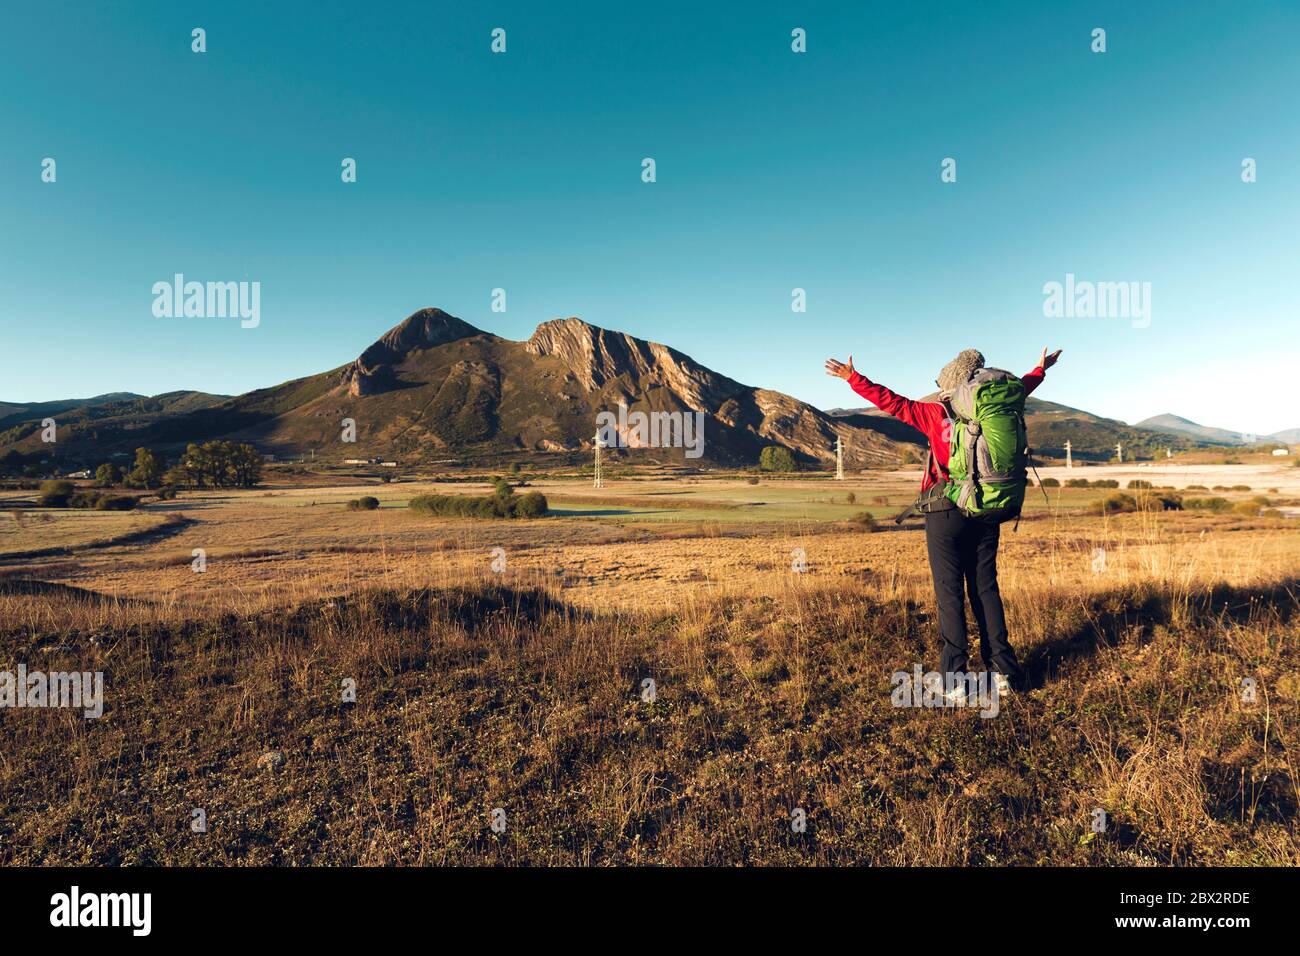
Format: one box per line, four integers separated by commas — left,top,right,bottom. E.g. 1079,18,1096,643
824,347,1062,697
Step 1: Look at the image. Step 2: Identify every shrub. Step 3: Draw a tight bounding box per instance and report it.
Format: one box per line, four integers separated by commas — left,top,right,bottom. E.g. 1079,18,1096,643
1065,478,1089,488
1185,497,1232,512
95,495,139,511
410,490,547,519
1038,477,1060,488
845,491,857,504
68,491,103,509
516,491,549,517
157,487,178,500
1233,501,1262,517
347,496,381,511
1231,485,1252,492
746,477,760,485
851,511,877,531
1186,484,1207,491
1138,492,1183,511
759,446,797,473
1092,479,1120,489
1128,479,1152,489
95,463,121,487
38,480,74,507
1092,493,1137,515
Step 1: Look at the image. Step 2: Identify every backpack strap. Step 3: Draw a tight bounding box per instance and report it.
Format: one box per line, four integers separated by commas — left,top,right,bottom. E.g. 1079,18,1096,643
955,419,981,510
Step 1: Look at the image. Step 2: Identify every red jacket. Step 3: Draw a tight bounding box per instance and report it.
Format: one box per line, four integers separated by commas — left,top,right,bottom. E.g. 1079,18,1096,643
847,366,1045,491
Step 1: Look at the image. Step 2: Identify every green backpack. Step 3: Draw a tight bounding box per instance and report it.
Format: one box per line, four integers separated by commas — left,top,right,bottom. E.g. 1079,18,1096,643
942,368,1028,523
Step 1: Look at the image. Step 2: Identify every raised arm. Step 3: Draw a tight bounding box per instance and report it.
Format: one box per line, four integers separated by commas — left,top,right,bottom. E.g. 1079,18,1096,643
825,355,947,435
1022,347,1062,396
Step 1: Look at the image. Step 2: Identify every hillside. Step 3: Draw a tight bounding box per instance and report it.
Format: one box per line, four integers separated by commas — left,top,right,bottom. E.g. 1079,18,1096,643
828,397,1208,461
0,310,910,471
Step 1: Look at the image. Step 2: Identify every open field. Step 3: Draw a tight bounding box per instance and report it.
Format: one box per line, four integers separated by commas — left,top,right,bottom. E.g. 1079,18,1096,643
0,463,1297,864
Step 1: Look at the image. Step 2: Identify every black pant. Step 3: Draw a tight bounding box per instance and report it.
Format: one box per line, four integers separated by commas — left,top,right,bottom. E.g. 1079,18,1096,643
924,509,1022,686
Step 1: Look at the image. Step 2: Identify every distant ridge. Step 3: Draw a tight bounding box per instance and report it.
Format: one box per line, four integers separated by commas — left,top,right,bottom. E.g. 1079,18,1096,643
4,309,1293,469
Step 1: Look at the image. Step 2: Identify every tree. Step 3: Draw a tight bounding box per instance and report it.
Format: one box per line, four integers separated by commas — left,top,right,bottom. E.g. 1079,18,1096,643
95,463,122,487
127,447,164,489
181,441,263,488
38,480,74,506
759,446,796,472
163,462,192,489
228,443,263,488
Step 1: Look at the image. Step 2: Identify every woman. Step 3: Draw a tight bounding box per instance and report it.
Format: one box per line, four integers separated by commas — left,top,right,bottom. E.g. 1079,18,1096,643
824,347,1062,695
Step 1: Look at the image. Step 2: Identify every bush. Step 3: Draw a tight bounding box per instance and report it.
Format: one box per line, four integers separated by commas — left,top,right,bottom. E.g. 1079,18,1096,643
1038,477,1060,488
95,495,139,511
851,511,877,531
1092,493,1137,515
1092,479,1120,489
157,487,178,500
758,446,797,473
516,491,549,517
1185,497,1232,513
1141,492,1183,511
1065,478,1089,488
38,480,74,507
1186,484,1207,491
1233,501,1262,517
845,491,856,504
409,489,547,519
746,477,760,485
95,463,121,487
1231,485,1252,492
347,496,381,511
1127,479,1152,489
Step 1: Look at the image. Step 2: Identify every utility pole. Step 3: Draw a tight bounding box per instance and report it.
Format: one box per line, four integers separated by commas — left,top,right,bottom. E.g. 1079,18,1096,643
1064,439,1072,469
1115,441,1123,464
593,431,605,489
835,435,844,480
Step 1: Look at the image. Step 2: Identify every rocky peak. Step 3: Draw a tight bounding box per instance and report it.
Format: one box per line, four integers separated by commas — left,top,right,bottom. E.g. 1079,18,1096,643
525,317,743,411
343,308,486,397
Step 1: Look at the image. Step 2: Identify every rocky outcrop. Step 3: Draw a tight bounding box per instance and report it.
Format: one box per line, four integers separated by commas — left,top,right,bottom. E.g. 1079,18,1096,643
525,318,745,411
342,308,486,396
525,318,897,467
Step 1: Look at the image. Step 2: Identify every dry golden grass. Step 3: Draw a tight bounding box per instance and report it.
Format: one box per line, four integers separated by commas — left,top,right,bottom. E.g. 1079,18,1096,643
0,473,1296,865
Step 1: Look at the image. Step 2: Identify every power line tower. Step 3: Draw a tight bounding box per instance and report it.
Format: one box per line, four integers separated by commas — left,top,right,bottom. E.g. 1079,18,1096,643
1115,441,1124,464
592,430,605,489
835,435,845,480
1064,439,1072,469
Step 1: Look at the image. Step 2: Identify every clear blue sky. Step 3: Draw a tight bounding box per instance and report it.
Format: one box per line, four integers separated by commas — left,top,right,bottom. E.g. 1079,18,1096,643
2,1,1297,434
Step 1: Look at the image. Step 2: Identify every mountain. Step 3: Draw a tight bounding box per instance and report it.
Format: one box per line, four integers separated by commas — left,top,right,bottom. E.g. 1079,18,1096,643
0,309,909,470
0,392,146,430
1135,413,1298,447
828,396,1216,461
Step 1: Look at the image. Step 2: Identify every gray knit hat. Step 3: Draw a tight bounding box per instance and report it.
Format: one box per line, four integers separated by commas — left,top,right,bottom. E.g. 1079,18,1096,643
936,349,985,398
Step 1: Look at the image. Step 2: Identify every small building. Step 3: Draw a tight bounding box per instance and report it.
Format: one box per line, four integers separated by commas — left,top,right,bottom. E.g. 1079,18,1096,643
1272,448,1290,456
66,470,92,479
